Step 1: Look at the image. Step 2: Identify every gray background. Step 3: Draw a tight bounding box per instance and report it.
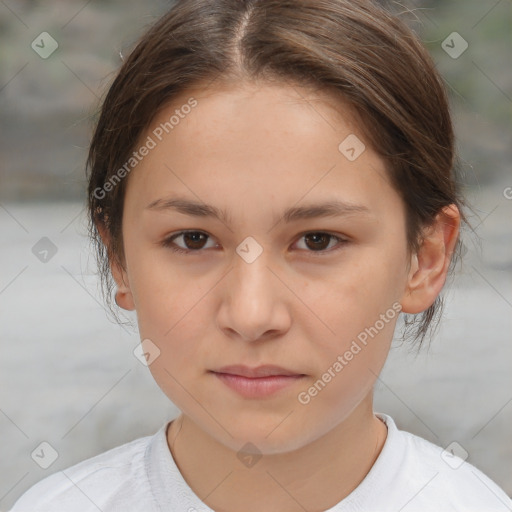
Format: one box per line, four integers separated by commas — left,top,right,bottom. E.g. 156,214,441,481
1,0,511,509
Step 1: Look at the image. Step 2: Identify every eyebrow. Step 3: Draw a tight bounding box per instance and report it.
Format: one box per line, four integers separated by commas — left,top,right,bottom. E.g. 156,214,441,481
145,196,372,225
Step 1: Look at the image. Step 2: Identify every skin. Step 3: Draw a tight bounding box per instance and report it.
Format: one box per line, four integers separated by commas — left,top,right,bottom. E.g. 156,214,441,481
98,79,460,512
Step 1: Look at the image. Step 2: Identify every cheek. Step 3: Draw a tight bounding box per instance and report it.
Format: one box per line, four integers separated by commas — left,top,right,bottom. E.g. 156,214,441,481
296,268,400,424
298,245,404,395
129,255,218,370
126,239,199,324
312,245,405,344
134,272,210,348
136,287,213,409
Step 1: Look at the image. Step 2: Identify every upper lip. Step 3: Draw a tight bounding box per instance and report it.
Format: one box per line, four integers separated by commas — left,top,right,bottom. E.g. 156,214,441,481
211,364,304,378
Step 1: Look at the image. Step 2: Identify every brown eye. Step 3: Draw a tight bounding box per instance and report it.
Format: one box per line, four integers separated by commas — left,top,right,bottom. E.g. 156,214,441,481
180,232,208,250
295,232,348,255
304,233,332,251
162,231,215,253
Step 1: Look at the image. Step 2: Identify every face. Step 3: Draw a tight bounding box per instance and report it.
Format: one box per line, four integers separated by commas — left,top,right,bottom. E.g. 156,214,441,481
114,80,413,454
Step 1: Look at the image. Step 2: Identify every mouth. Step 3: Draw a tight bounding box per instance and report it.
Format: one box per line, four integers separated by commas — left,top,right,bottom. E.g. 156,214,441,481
209,365,307,398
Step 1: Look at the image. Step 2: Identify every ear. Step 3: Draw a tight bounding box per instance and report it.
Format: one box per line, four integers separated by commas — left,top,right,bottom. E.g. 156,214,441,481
96,220,136,311
400,204,460,314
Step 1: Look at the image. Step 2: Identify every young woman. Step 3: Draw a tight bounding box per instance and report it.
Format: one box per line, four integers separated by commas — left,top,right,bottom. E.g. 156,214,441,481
11,1,512,510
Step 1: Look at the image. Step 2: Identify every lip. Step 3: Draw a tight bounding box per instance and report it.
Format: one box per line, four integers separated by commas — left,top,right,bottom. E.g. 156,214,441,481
212,364,303,378
209,365,306,399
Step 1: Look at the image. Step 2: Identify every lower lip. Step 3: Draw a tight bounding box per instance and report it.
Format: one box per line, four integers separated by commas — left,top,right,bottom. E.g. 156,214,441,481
212,372,306,398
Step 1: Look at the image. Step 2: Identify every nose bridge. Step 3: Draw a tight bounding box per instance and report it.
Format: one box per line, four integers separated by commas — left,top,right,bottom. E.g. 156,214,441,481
218,236,289,341
232,236,276,308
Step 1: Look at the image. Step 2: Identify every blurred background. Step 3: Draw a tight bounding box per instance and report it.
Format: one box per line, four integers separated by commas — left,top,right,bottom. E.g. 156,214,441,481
0,0,511,509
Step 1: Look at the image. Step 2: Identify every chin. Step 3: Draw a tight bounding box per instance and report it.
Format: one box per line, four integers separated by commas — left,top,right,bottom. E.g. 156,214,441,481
205,413,317,456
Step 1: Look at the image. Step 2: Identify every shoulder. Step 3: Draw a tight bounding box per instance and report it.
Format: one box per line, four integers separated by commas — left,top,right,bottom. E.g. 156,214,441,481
377,414,512,511
9,430,161,512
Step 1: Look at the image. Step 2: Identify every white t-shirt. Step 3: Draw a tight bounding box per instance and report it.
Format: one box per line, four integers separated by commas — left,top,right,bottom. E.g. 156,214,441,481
9,413,512,512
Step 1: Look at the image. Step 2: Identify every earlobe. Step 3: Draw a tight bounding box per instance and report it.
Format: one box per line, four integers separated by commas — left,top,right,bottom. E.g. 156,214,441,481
96,219,136,312
112,260,136,311
110,257,135,311
114,287,136,311
400,205,460,314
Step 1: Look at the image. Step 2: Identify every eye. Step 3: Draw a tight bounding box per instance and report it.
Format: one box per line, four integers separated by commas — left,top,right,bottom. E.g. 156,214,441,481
293,232,348,255
161,230,347,255
161,231,217,254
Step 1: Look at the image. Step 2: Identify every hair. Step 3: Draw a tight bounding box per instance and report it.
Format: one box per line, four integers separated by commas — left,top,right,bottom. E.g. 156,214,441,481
86,0,468,346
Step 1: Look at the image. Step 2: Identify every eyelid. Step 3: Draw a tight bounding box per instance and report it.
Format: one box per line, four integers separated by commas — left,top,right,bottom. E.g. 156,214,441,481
161,230,349,255
162,230,218,253
293,231,349,256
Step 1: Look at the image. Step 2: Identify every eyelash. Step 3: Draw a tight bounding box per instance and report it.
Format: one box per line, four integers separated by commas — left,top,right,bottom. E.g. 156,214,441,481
161,230,349,256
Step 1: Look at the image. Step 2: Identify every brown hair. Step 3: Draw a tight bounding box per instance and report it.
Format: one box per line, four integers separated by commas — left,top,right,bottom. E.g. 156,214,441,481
86,0,468,345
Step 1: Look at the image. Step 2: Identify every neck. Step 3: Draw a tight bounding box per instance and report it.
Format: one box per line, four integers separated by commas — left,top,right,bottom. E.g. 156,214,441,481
167,394,387,512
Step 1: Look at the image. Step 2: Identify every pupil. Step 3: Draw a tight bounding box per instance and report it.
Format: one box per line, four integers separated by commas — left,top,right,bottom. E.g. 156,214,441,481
306,233,329,251
185,232,205,249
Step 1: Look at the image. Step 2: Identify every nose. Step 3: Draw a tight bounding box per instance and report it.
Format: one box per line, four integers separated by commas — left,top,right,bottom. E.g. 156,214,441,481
216,246,292,343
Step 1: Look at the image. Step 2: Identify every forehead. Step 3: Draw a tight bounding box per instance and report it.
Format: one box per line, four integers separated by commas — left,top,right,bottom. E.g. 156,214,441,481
123,80,399,222
150,79,364,148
